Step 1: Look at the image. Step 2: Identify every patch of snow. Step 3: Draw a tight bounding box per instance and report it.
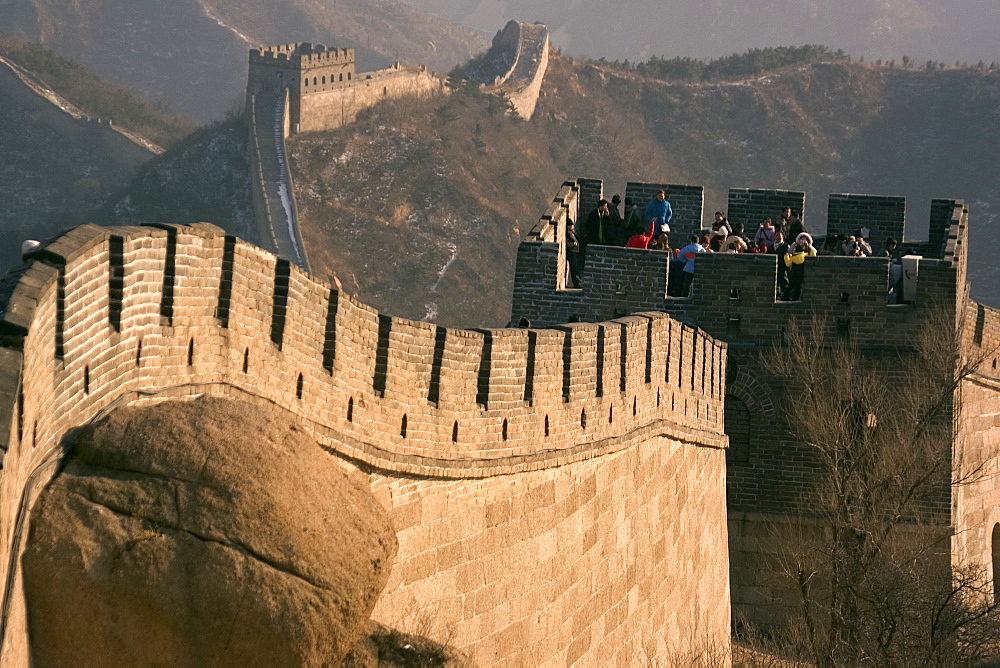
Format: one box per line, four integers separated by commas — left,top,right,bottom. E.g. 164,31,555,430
430,243,458,293
422,302,439,322
278,182,300,260
196,2,253,44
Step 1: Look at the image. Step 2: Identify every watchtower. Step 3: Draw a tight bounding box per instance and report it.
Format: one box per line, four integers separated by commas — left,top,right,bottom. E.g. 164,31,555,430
511,177,1000,635
247,43,356,132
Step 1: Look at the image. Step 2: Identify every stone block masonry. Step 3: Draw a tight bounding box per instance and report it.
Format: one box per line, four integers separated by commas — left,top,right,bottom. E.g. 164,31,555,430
247,42,444,136
0,224,729,665
483,21,550,120
513,175,1000,635
827,193,905,251
626,182,705,242
727,188,806,232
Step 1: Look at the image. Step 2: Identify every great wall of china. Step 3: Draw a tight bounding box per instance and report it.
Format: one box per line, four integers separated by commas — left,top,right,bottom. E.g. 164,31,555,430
0,222,729,664
0,56,161,169
244,20,549,272
6,19,1000,663
511,177,1000,629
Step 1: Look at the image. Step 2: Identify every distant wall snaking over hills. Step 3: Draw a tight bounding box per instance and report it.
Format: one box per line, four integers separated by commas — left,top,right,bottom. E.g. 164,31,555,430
0,0,488,121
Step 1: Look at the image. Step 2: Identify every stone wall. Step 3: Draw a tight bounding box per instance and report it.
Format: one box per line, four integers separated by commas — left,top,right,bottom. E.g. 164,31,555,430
512,178,967,331
247,43,443,136
513,176,979,631
827,193,906,250
370,437,729,665
0,224,729,664
296,65,442,134
0,57,160,168
491,21,549,121
726,188,806,233
625,182,705,243
953,301,1000,579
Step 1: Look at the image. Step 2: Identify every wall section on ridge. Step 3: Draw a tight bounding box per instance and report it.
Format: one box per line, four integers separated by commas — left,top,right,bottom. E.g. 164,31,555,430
297,66,443,133
0,224,729,665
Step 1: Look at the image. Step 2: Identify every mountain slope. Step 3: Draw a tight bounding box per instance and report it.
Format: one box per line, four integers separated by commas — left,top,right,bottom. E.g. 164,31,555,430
0,0,489,122
401,0,1000,66
0,41,196,270
98,56,1000,327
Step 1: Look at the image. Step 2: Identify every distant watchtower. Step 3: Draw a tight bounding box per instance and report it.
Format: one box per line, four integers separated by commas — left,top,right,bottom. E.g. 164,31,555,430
247,43,356,133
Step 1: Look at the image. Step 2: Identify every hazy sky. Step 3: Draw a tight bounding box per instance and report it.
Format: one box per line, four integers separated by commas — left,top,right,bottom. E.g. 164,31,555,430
401,0,1000,65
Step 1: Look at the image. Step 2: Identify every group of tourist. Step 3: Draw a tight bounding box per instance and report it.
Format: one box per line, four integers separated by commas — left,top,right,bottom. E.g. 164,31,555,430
567,193,903,301
565,190,674,288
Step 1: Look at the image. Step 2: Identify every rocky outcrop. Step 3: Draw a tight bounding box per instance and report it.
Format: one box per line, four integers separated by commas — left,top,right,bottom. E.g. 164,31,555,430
21,397,397,666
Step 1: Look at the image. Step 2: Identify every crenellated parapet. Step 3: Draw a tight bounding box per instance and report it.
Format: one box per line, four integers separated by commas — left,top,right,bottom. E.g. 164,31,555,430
0,223,724,476
0,223,728,664
249,43,355,65
512,177,969,334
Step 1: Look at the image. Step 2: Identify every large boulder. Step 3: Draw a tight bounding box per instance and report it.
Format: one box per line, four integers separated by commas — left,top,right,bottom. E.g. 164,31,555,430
22,396,397,666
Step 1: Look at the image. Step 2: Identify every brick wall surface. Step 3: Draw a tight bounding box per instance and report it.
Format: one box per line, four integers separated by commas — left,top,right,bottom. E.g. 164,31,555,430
827,193,906,251
297,68,442,133
513,177,980,632
625,181,705,245
726,188,806,235
0,223,729,665
371,438,730,665
953,301,1000,572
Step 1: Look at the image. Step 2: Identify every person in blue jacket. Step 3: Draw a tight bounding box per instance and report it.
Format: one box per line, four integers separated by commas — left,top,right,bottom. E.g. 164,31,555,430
645,190,673,246
677,234,705,297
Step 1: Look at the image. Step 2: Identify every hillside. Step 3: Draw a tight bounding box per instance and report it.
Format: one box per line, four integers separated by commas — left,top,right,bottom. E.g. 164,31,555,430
400,0,1000,67
96,56,1000,328
0,41,197,271
0,37,196,148
0,0,489,122
97,118,257,244
287,56,1000,326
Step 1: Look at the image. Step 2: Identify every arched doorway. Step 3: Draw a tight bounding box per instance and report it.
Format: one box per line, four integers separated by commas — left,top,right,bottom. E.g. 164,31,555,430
724,394,751,464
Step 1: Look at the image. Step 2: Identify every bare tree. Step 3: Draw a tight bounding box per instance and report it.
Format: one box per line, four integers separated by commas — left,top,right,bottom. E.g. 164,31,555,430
764,310,1000,665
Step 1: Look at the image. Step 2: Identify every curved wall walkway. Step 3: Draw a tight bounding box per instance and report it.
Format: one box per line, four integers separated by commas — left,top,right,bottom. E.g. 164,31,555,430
248,90,309,271
0,224,729,664
483,20,549,120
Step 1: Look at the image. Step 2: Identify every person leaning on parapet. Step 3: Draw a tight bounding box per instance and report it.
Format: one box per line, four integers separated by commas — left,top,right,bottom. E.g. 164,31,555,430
847,235,873,257
753,217,777,251
645,190,673,248
708,227,728,252
820,234,841,255
583,198,614,249
881,237,899,259
678,234,705,297
721,234,748,253
884,238,903,303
